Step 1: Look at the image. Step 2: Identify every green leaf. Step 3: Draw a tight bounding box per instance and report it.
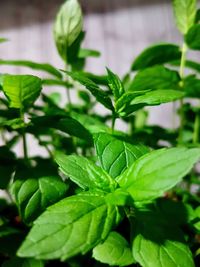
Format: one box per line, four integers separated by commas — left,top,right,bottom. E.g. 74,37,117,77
0,38,8,44
78,49,101,58
132,219,195,267
2,257,44,267
93,231,134,266
17,192,119,260
54,0,83,61
55,153,116,192
131,44,181,71
129,66,180,91
116,89,184,117
0,59,62,78
42,79,71,87
0,226,22,255
1,74,42,109
65,71,114,111
94,133,149,179
173,0,197,34
183,75,200,98
171,59,200,74
117,147,200,202
185,24,200,50
11,175,68,224
106,68,125,101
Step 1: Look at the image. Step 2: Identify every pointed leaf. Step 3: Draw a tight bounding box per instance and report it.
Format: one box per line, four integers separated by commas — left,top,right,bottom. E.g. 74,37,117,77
55,153,116,192
185,24,200,50
94,133,149,178
93,231,134,266
117,147,200,202
106,68,125,101
17,193,120,260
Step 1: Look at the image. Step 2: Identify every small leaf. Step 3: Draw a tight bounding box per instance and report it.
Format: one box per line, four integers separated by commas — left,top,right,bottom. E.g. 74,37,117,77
17,192,119,260
1,74,42,109
42,79,71,87
93,231,134,266
55,153,116,192
0,59,62,78
94,133,149,178
0,38,8,44
131,44,181,70
65,71,114,111
78,49,101,58
185,24,200,50
117,147,200,202
173,0,197,34
129,66,180,91
132,219,195,267
54,0,83,61
106,68,125,101
11,175,68,224
116,90,184,117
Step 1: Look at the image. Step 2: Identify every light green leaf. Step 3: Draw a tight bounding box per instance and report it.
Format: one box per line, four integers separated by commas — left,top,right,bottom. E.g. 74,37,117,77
129,66,180,91
2,257,44,267
132,220,195,267
42,79,71,87
93,231,134,266
55,153,116,192
54,0,83,61
0,38,8,44
17,192,119,260
1,74,42,109
94,133,149,179
185,24,200,50
116,89,184,117
0,59,62,78
78,49,101,58
11,176,68,224
65,71,114,111
117,147,200,202
131,44,181,70
173,0,197,34
106,68,125,101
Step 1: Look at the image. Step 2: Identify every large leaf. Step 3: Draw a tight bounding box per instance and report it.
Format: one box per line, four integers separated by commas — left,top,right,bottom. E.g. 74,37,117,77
185,24,200,50
55,153,116,192
2,258,44,267
17,192,120,260
129,66,180,91
65,71,114,111
11,175,68,224
173,0,197,34
116,89,184,117
106,68,125,101
93,231,134,266
94,133,149,178
54,0,83,61
132,219,195,267
0,59,62,79
117,147,200,202
1,74,42,109
131,44,181,70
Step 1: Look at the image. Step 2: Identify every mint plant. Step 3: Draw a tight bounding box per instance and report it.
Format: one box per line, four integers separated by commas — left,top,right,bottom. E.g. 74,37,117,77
0,0,200,266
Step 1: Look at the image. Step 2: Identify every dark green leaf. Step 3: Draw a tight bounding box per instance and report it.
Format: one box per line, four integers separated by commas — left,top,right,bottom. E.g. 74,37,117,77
94,133,149,178
117,147,200,202
42,79,71,87
131,44,181,70
173,0,197,34
11,175,68,223
2,257,44,267
93,231,134,266
106,68,125,101
17,192,120,260
55,153,116,192
116,90,184,117
65,71,114,111
183,75,200,98
1,74,42,109
185,24,200,50
54,0,83,61
0,59,62,79
129,66,180,91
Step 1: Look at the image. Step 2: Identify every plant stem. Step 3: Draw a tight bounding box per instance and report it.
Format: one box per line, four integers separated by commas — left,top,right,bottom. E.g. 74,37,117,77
65,64,72,113
193,108,200,144
178,42,187,144
111,115,116,133
20,110,28,161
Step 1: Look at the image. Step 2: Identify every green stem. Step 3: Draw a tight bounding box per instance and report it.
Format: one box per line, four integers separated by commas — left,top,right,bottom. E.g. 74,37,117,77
65,64,72,113
111,115,116,133
193,109,200,144
20,110,28,161
178,42,187,144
